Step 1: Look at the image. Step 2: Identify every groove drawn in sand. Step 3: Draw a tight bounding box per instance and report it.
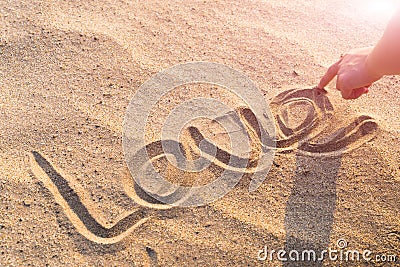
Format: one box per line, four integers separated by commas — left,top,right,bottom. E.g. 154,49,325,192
122,62,276,206
29,87,379,244
122,116,269,209
29,151,154,245
270,88,379,157
127,88,379,208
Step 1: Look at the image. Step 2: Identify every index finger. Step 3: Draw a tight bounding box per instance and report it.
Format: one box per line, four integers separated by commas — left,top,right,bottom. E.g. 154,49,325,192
317,60,340,89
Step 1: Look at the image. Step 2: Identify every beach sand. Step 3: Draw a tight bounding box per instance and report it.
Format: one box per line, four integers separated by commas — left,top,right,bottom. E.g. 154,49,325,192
1,0,399,266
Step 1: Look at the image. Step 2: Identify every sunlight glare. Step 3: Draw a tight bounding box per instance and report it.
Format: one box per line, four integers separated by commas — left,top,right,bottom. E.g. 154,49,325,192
364,0,399,19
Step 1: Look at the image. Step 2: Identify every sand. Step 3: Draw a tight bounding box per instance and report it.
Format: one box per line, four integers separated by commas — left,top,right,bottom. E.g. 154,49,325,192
1,0,399,266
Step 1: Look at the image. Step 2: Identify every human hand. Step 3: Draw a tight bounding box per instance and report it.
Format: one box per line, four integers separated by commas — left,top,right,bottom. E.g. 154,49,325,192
317,46,383,99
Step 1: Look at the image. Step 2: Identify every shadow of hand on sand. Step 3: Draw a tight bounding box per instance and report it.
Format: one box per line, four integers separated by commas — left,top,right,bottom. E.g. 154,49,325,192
272,88,377,266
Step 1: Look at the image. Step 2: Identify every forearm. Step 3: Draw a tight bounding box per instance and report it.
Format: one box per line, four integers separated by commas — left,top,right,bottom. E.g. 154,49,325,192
367,9,400,76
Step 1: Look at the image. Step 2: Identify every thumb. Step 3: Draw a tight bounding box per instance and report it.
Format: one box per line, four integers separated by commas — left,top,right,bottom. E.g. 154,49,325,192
341,87,369,100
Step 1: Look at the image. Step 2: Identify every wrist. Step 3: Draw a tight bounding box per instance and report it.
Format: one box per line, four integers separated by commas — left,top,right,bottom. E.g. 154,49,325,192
365,50,384,80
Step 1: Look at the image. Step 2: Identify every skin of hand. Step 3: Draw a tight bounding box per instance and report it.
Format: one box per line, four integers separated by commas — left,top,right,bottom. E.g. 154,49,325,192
317,46,383,100
318,7,400,100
